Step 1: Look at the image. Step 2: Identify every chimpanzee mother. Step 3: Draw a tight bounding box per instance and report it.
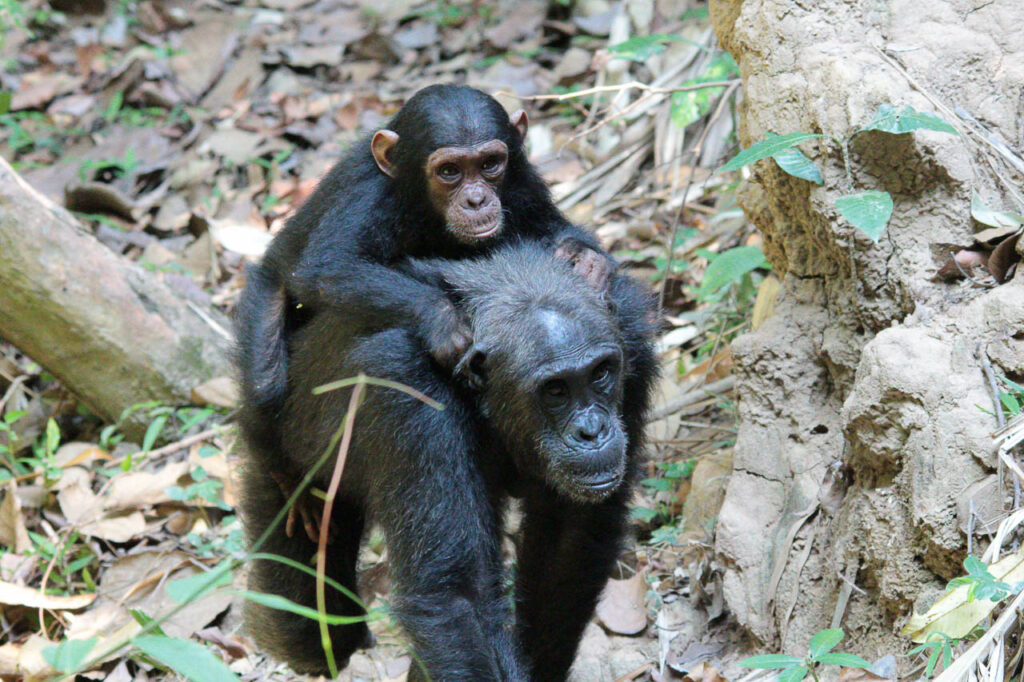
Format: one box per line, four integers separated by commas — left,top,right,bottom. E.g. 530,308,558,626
240,244,657,680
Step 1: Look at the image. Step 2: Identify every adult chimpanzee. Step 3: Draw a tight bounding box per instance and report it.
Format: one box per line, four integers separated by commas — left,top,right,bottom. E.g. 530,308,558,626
239,243,657,680
235,85,613,539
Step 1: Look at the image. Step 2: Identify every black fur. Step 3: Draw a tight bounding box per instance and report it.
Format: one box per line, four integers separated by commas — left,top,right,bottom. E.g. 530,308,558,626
234,85,603,477
238,244,657,680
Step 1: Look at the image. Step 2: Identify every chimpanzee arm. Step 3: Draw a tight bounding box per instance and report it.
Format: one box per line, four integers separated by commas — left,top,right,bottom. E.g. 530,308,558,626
515,491,631,681
346,330,528,681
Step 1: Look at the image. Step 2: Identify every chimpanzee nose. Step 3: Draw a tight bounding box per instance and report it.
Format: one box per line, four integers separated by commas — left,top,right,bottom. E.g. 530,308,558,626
465,187,487,209
575,412,605,442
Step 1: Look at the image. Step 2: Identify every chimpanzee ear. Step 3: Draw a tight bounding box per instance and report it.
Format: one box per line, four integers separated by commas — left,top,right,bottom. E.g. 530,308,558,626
371,130,400,177
454,345,487,391
509,109,528,142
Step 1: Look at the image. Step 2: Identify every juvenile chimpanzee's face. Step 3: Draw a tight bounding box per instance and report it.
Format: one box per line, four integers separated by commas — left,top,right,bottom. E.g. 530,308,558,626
466,305,628,503
424,140,508,243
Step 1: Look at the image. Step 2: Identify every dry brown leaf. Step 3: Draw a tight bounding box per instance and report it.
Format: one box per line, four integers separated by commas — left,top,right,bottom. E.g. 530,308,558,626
11,71,84,111
58,483,147,542
595,572,648,635
0,579,95,610
68,550,233,641
105,460,190,510
988,231,1021,283
936,249,988,281
0,643,18,676
839,667,888,681
0,481,31,553
15,634,57,678
55,442,110,468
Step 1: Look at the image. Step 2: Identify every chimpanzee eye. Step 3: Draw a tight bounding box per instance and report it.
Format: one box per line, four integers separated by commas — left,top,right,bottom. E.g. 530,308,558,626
592,361,613,384
438,163,460,180
481,157,502,174
541,379,568,400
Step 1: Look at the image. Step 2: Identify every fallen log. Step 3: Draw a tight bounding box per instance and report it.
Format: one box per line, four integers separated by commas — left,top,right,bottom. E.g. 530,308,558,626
0,155,233,424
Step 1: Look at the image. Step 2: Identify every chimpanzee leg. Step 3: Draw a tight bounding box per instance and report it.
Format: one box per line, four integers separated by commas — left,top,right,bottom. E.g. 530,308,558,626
348,332,527,682
240,464,370,676
515,492,631,681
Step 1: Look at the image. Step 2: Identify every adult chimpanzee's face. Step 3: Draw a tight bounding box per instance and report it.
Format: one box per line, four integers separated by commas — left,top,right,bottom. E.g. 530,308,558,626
468,305,628,503
530,341,628,502
424,140,508,243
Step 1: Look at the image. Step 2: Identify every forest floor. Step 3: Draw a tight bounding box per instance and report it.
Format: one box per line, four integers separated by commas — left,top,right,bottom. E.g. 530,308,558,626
0,1,765,679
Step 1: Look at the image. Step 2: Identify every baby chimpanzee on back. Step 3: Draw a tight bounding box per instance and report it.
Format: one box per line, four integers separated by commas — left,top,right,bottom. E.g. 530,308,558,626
239,243,657,681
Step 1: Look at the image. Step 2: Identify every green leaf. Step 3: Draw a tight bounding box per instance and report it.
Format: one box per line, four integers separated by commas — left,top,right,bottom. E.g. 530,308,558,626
133,635,238,682
104,91,123,123
718,132,824,173
699,246,767,297
236,590,368,625
608,34,681,62
43,637,97,672
963,556,989,577
640,477,672,492
816,652,872,668
859,104,957,135
142,414,168,451
130,609,166,636
630,506,659,522
45,418,60,455
166,563,233,603
0,91,10,115
971,192,1024,229
773,147,823,184
808,628,844,658
834,191,893,242
738,654,805,669
778,666,810,682
670,52,738,128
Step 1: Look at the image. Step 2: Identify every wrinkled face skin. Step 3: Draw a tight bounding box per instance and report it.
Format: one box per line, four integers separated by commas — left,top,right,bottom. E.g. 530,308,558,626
464,308,628,503
424,140,508,243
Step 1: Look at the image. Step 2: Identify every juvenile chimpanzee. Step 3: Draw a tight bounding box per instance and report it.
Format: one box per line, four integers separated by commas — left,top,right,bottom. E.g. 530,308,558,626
239,243,657,680
235,85,613,538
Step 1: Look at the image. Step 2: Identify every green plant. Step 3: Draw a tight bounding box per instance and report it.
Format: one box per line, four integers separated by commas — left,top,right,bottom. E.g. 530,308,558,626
608,34,685,62
78,149,138,181
907,631,958,678
995,376,1024,418
633,459,697,544
671,52,738,128
0,409,25,479
739,628,872,682
696,245,767,303
947,555,1021,602
719,104,959,243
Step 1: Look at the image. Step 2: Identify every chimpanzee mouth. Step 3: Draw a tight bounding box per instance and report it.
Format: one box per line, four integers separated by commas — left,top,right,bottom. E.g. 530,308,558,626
580,473,622,492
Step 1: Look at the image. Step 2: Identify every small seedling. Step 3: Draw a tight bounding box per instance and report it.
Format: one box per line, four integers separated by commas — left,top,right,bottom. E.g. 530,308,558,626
907,631,957,678
739,628,872,682
947,555,1021,602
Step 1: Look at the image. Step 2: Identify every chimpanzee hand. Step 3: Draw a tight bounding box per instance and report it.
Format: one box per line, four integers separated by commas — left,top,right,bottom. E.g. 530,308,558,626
420,299,472,372
554,238,615,291
270,470,336,545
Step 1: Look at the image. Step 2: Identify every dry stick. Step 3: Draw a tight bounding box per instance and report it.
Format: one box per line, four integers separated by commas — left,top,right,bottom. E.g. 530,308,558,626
658,81,741,312
950,250,997,288
314,380,365,678
498,79,739,103
647,376,737,423
978,342,1017,506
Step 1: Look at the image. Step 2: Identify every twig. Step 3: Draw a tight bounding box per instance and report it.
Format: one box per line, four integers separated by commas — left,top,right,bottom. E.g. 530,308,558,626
978,342,1016,505
951,251,997,288
497,79,739,103
648,376,737,422
315,378,366,678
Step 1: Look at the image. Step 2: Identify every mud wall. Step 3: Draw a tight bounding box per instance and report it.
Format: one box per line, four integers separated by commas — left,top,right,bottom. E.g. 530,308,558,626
708,0,1024,657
